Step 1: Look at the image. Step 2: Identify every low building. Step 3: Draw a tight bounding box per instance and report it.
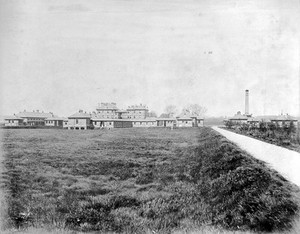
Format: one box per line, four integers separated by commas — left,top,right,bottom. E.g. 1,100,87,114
176,114,204,127
156,118,177,127
228,111,248,125
270,114,298,127
91,118,115,129
68,110,92,130
132,118,157,127
63,118,68,129
4,115,24,127
45,116,65,128
17,110,54,126
247,117,260,127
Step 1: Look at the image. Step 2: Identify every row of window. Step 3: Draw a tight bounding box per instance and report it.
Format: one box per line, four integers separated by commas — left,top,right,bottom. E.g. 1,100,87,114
45,121,55,124
7,120,17,123
133,122,156,125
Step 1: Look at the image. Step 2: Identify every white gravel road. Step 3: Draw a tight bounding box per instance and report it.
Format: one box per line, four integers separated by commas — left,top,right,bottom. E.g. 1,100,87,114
212,126,300,187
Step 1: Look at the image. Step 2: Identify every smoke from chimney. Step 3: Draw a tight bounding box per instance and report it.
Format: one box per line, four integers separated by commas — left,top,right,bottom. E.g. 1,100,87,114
245,89,249,116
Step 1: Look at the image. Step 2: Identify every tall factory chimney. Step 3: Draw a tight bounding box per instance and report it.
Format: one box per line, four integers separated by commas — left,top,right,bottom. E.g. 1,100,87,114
245,89,249,116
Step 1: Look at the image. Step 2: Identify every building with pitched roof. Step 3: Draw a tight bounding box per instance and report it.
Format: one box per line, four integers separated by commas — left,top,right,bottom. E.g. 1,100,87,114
176,113,204,127
68,110,92,130
45,116,65,128
4,115,24,127
17,110,54,126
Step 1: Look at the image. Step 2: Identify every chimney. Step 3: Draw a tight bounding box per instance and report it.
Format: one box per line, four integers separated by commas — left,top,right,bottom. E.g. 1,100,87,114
245,89,249,116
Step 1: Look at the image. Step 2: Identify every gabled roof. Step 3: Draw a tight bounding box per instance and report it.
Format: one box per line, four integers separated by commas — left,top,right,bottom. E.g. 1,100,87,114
68,111,91,119
18,111,53,118
4,115,24,120
176,113,204,120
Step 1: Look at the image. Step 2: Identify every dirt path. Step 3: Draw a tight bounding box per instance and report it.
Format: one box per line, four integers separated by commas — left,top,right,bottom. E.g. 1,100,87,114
212,126,300,187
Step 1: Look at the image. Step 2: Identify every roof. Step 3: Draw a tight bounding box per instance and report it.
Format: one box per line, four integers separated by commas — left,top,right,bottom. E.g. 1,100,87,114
68,111,91,119
228,114,248,120
247,117,260,122
116,110,128,113
45,116,65,121
132,118,157,122
156,118,177,121
18,111,53,118
91,118,120,121
4,115,24,120
176,113,204,120
254,115,298,122
271,114,298,121
91,118,157,122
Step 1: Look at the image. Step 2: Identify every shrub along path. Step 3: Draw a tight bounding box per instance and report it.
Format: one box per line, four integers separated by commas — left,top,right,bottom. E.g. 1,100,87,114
213,126,300,187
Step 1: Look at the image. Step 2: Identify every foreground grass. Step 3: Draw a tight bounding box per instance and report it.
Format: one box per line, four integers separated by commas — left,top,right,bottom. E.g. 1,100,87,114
1,127,299,233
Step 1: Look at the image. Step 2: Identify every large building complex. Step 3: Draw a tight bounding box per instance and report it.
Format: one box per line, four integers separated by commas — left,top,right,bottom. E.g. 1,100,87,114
3,103,205,130
4,110,62,127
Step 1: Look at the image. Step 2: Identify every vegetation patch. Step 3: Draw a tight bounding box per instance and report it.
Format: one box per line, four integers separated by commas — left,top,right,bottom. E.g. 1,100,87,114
224,121,300,152
1,128,299,233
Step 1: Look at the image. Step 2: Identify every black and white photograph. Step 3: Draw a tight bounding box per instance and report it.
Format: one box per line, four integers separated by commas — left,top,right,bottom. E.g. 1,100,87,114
0,0,299,233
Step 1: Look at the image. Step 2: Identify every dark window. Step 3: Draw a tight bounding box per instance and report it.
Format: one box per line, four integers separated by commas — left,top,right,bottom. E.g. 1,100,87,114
76,119,79,124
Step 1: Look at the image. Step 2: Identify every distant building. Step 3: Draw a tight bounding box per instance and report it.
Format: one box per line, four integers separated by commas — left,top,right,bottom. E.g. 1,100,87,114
91,118,115,129
18,110,53,126
45,116,65,128
227,111,248,125
96,103,118,119
4,115,24,127
176,114,204,127
132,118,157,127
63,118,68,129
68,110,92,130
253,114,298,127
156,118,177,127
126,104,149,119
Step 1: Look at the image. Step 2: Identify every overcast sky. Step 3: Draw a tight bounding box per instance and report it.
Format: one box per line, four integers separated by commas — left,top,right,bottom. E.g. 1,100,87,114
0,0,299,117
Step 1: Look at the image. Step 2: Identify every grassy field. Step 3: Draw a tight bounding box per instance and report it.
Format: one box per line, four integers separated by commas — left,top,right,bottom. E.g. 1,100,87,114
1,127,299,233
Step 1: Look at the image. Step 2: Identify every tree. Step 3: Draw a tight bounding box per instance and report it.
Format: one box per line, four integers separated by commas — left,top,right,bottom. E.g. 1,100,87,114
182,104,207,117
225,120,233,129
286,121,296,136
159,113,169,118
148,111,157,118
259,121,267,133
164,105,178,117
